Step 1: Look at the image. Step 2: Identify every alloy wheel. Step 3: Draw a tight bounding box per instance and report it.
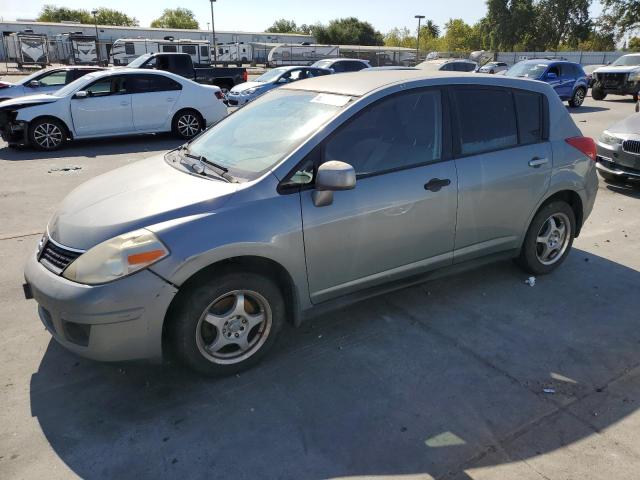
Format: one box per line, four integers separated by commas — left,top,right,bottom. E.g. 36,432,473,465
33,123,63,149
535,212,571,266
177,114,201,138
574,89,585,106
195,290,272,365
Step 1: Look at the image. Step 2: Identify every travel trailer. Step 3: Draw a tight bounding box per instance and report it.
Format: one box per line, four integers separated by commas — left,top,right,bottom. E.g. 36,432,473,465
5,32,49,68
110,38,211,66
267,44,339,66
52,33,99,65
215,43,252,66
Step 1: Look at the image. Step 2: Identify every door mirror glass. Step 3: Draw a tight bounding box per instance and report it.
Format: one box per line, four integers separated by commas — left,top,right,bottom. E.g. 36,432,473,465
546,72,558,80
28,80,41,88
74,90,89,99
312,161,356,207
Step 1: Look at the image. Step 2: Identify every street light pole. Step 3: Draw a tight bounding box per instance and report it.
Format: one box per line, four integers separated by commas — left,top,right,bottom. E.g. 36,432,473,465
91,9,100,63
209,0,217,64
414,15,425,65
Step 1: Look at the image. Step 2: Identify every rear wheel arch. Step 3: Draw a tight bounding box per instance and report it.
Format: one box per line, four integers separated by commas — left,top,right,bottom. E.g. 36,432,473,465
162,255,300,356
537,190,584,236
171,108,204,138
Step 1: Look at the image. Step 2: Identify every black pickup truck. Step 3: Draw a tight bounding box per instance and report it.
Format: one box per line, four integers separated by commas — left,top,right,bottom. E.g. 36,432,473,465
127,53,247,93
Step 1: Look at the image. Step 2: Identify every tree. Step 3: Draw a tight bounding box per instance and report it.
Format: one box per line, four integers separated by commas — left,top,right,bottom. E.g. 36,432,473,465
38,5,92,24
314,17,384,45
443,18,481,51
424,20,440,38
627,36,640,51
266,19,299,33
384,27,416,49
601,0,640,37
93,8,138,27
536,0,591,50
151,8,199,29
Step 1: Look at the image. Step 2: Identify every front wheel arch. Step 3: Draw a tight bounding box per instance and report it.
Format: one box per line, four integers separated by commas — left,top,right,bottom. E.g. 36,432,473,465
29,115,72,139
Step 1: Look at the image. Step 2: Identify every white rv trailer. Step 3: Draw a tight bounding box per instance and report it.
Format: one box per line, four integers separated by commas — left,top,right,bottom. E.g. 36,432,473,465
267,44,339,66
215,43,252,66
110,38,211,66
5,32,49,67
53,33,99,65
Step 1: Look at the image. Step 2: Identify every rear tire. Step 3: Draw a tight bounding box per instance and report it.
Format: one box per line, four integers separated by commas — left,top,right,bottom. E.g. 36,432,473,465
633,93,639,102
591,85,607,100
517,201,576,275
168,271,286,376
172,109,204,140
568,87,586,107
28,117,67,151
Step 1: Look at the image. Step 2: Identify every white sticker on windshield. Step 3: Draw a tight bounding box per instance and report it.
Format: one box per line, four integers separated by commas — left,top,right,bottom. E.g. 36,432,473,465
310,93,352,107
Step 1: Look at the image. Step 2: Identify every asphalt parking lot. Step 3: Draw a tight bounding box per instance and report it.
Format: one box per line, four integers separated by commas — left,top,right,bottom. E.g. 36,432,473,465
0,93,639,480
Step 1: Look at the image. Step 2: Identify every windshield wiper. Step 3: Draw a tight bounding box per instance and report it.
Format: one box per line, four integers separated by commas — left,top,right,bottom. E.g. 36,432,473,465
182,149,235,182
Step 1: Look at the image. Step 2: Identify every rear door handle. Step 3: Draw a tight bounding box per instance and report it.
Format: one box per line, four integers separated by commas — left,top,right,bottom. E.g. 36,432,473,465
166,98,175,102
528,157,549,168
424,178,451,192
120,101,129,106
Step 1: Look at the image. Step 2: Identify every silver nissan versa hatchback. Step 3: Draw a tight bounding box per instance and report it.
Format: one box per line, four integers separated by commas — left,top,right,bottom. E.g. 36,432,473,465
24,71,599,375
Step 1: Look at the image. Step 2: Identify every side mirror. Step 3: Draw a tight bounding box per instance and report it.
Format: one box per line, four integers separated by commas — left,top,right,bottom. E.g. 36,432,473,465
546,72,558,80
73,91,89,99
28,80,41,88
277,77,290,84
312,161,356,207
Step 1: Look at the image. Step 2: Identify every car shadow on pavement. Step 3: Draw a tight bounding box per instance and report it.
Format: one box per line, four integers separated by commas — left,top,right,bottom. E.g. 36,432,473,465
29,249,640,479
567,106,609,114
0,134,184,161
605,180,640,199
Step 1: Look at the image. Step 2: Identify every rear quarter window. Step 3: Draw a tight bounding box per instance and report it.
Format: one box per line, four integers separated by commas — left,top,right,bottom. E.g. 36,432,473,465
514,90,543,145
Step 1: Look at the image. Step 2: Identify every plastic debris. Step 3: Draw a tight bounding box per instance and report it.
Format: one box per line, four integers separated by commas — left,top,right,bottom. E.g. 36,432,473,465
543,388,556,394
525,276,536,287
48,166,82,173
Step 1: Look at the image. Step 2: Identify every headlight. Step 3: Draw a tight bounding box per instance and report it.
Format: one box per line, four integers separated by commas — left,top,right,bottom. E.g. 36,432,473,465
62,229,169,285
598,131,623,146
629,71,640,81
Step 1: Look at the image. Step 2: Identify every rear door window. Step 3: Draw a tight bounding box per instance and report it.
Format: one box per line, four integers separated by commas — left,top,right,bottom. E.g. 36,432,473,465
130,74,182,93
514,90,543,145
452,87,518,156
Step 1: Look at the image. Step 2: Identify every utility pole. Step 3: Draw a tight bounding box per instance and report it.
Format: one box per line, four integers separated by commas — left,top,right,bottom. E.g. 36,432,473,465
91,9,100,63
415,15,425,65
209,0,217,64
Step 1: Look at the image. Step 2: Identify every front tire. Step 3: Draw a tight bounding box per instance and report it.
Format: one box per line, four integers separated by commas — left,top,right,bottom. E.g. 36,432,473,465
569,87,586,107
168,271,286,376
517,201,576,275
172,110,204,140
591,85,607,100
28,117,67,151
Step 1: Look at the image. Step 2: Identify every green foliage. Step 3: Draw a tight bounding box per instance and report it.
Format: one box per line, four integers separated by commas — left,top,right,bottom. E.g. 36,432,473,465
601,0,640,37
628,36,640,51
150,8,199,29
266,19,299,33
38,5,137,26
314,17,384,45
38,5,93,24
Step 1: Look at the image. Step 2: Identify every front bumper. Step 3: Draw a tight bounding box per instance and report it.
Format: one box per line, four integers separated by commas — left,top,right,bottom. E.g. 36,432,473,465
0,110,27,145
595,80,640,96
596,141,640,178
226,93,253,106
24,251,178,362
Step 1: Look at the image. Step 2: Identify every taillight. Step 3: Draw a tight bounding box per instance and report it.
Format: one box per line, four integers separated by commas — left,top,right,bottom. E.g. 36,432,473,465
0,82,10,89
215,91,224,100
566,136,596,161
242,70,248,82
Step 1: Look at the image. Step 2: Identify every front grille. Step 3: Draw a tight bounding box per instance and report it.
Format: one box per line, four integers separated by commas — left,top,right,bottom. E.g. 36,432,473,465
39,239,82,274
622,140,640,155
599,72,628,87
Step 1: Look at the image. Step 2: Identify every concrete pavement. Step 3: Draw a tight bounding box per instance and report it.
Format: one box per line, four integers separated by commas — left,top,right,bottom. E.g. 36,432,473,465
0,94,639,480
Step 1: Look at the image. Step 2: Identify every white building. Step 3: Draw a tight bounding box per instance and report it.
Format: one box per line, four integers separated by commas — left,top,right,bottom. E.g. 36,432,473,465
0,20,314,63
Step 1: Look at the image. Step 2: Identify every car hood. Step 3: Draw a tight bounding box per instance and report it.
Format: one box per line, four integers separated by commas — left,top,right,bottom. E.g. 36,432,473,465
231,81,268,93
48,154,238,250
606,113,640,135
593,65,640,74
0,93,59,108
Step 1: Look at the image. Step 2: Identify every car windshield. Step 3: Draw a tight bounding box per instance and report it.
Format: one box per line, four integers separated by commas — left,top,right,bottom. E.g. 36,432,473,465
611,55,640,66
185,89,350,180
17,69,50,85
128,54,152,68
255,68,288,83
505,62,548,78
313,60,333,69
53,72,103,97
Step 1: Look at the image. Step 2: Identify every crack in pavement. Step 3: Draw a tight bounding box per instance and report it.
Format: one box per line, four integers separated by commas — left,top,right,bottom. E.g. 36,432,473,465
0,232,42,241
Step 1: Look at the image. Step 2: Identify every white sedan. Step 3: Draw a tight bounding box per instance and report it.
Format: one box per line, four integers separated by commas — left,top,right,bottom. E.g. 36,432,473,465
0,68,227,150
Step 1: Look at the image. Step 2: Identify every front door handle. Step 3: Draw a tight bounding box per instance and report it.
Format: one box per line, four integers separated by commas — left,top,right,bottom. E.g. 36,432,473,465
528,157,549,168
424,178,451,192
120,101,130,106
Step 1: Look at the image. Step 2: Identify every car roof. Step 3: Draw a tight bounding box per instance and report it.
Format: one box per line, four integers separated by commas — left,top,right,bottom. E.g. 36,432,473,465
85,67,182,80
282,70,547,97
318,58,368,63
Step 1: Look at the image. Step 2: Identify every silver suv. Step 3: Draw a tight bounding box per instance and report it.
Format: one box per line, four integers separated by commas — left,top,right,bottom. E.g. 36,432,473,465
24,71,599,375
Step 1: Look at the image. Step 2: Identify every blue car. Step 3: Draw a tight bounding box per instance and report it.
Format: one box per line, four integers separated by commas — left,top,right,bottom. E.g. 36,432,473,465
227,66,331,106
505,59,589,107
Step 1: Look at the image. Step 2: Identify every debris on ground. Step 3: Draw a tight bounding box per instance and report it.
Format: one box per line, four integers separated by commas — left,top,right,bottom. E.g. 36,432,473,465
48,166,82,173
543,388,556,394
525,276,536,287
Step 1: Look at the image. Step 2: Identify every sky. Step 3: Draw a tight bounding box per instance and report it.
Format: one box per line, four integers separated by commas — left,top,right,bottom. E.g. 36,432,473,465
0,0,603,33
